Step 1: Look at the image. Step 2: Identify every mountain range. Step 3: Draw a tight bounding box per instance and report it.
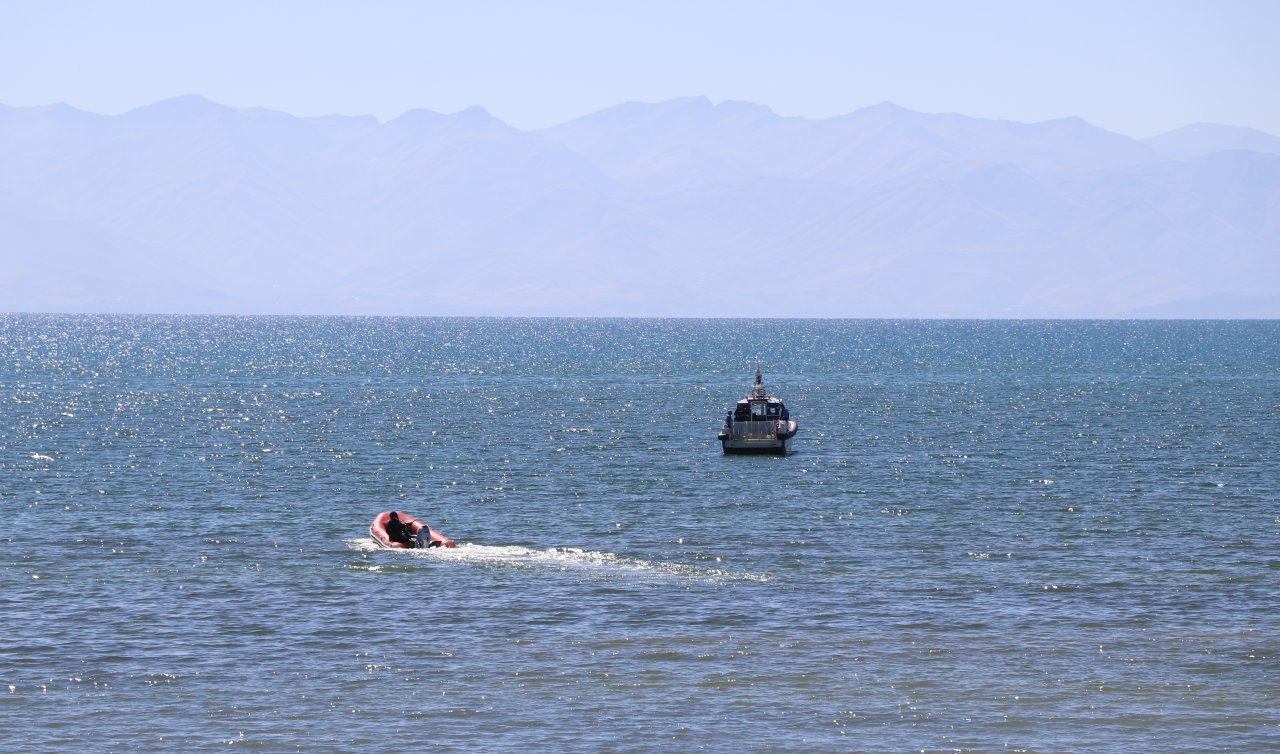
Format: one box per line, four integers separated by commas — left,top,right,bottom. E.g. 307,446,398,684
2,95,1278,317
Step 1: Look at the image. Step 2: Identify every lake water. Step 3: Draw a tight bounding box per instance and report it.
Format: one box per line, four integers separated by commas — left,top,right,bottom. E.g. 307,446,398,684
2,316,1278,752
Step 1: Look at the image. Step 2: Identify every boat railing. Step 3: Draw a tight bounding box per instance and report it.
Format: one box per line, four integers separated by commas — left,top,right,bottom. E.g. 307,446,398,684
725,420,779,440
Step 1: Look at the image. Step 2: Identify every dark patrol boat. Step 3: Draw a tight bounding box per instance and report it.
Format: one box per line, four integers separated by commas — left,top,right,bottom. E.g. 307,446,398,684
717,369,797,454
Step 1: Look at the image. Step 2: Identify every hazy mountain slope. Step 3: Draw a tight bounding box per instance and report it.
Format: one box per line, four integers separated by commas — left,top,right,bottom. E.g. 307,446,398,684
537,99,1162,192
0,191,225,312
1,97,1277,316
1145,122,1280,161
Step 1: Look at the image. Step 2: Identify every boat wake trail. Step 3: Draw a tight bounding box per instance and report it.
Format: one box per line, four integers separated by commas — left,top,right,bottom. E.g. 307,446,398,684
345,539,768,583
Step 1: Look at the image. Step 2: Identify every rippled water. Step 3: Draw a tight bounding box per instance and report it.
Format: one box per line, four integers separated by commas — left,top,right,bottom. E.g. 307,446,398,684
2,316,1278,752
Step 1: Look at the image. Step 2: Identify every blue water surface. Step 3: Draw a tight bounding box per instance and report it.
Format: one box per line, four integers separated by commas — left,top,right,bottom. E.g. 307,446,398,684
2,316,1278,752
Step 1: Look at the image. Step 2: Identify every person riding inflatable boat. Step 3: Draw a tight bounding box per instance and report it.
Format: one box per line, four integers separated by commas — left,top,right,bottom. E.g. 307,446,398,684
370,510,456,549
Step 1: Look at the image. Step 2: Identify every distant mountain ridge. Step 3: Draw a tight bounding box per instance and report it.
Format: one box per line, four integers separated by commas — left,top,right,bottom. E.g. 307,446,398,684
1143,122,1280,162
1,96,1277,317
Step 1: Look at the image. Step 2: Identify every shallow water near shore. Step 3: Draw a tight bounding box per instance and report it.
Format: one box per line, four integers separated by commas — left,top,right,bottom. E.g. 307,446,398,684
2,315,1278,752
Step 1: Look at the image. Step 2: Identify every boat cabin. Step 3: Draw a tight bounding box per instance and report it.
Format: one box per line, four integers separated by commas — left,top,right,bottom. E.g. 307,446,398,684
732,396,789,423
728,368,790,424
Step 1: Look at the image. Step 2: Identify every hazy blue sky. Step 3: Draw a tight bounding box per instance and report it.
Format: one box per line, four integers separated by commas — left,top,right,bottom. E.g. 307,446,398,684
3,0,1277,137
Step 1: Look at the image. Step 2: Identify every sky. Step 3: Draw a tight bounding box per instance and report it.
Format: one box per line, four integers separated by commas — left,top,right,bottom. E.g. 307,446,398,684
2,0,1278,138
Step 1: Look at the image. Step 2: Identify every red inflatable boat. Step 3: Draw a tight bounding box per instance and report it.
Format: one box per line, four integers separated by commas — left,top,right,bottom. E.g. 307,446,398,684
370,511,456,549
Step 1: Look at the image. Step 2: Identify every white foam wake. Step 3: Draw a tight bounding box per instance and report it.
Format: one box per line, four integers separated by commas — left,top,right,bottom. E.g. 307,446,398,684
345,539,768,583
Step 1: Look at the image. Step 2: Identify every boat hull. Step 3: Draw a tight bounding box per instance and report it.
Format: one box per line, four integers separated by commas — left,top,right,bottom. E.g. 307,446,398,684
720,436,793,455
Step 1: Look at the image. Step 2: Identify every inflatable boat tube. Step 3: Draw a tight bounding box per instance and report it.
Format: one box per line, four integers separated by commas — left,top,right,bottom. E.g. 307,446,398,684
370,511,456,549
